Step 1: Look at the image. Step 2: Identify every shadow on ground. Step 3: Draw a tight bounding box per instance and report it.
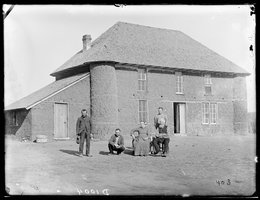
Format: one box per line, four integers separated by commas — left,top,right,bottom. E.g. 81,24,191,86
123,148,134,156
99,151,110,155
59,149,81,157
99,148,134,156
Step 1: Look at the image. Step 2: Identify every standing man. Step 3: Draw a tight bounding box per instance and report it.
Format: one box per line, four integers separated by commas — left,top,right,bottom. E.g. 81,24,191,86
154,107,168,130
76,109,92,157
108,128,125,155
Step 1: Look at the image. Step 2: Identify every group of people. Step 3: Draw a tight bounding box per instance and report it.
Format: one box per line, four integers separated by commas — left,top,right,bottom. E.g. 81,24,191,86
76,107,170,157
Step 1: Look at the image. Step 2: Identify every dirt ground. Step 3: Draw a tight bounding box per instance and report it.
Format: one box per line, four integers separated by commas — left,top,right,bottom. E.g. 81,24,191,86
5,134,256,196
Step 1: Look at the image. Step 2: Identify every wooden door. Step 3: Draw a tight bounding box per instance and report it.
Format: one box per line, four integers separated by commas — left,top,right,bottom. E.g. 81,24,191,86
173,103,180,133
54,103,68,138
179,103,186,134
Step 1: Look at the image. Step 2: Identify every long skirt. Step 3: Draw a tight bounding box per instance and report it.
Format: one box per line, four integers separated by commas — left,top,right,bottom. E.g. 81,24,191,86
133,138,150,156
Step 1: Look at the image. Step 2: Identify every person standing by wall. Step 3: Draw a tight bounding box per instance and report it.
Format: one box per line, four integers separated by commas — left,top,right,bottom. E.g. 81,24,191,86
76,109,92,157
154,107,168,130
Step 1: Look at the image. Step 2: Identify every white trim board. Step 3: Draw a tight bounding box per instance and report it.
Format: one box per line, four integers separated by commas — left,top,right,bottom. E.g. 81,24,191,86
26,73,90,109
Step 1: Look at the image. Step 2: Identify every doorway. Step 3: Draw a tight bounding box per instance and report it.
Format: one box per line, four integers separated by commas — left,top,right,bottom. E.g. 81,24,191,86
54,103,68,138
173,102,186,134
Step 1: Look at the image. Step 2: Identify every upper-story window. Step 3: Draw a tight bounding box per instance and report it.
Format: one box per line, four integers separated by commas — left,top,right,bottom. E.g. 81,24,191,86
176,72,184,94
204,74,212,85
204,74,212,95
138,69,147,91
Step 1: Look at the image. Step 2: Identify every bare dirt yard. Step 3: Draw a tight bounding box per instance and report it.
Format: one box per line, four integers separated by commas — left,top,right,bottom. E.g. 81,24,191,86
5,134,256,196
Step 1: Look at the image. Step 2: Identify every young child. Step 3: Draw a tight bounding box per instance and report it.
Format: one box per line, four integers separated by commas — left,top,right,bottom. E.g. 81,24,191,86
158,123,168,135
149,132,156,154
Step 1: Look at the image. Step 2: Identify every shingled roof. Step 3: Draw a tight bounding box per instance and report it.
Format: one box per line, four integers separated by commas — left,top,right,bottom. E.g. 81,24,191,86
51,21,249,77
5,73,89,110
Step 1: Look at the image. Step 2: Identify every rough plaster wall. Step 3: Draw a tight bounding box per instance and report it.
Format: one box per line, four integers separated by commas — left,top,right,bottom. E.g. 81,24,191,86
31,76,90,141
5,109,32,139
90,63,119,140
233,77,248,135
184,76,234,135
116,69,140,136
31,102,53,141
116,65,236,136
186,102,234,136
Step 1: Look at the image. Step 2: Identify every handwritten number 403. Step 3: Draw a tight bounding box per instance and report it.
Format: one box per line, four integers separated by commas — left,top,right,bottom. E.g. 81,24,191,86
216,179,231,186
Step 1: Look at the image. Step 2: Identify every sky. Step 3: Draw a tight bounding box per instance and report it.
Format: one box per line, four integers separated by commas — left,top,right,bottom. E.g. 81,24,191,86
4,4,255,112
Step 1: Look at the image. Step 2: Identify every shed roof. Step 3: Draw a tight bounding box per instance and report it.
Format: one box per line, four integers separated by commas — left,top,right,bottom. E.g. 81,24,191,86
51,21,249,76
5,73,89,111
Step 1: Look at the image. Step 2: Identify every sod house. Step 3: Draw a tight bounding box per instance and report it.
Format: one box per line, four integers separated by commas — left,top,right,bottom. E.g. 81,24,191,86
5,22,250,141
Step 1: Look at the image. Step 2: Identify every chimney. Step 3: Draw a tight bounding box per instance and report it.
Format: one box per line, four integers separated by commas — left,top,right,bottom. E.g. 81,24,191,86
82,34,92,51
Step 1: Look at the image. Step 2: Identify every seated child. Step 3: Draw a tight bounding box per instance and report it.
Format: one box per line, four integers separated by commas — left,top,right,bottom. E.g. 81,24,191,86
153,123,170,157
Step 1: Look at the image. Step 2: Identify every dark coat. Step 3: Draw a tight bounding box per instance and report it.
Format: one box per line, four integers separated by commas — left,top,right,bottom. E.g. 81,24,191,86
108,134,124,146
76,115,91,135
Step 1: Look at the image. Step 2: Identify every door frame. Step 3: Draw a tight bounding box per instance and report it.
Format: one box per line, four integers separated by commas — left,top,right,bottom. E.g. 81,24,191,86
173,102,186,134
54,102,69,139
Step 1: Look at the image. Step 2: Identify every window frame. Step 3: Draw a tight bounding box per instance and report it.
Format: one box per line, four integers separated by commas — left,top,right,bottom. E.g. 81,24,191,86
202,102,210,124
204,74,212,85
205,85,212,95
10,111,18,126
137,69,147,91
204,74,212,95
202,102,218,125
176,72,184,94
138,99,148,123
210,103,218,124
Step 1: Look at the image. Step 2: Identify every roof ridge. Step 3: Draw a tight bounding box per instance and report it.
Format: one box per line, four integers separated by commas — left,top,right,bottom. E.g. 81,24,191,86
115,21,181,33
51,21,250,76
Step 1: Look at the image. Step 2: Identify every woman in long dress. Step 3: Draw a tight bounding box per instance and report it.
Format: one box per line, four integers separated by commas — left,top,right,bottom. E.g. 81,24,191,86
130,122,151,156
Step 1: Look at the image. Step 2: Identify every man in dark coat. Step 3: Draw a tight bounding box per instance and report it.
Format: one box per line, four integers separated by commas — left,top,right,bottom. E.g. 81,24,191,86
108,128,125,155
76,109,92,157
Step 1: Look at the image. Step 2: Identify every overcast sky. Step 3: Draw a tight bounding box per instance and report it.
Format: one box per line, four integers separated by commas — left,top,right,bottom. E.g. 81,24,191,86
4,4,255,112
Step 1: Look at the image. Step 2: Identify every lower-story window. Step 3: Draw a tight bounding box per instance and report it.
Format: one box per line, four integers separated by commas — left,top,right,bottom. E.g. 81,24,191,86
202,102,217,124
202,102,210,124
210,103,217,124
138,100,148,123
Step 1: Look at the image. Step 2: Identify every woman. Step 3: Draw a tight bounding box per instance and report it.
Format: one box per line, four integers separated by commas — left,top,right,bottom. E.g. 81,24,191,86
130,122,151,156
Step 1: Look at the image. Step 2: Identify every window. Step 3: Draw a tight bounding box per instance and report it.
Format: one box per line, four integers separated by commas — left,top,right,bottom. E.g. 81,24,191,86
204,74,212,95
10,111,18,126
210,103,217,124
176,72,183,94
205,86,212,95
138,100,148,123
138,69,147,91
202,102,210,124
204,74,212,85
202,102,218,124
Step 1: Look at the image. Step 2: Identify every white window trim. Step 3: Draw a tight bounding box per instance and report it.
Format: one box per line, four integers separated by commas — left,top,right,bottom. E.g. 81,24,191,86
204,74,212,85
202,102,218,125
137,69,147,91
202,102,210,124
210,103,218,124
138,99,149,123
176,73,184,94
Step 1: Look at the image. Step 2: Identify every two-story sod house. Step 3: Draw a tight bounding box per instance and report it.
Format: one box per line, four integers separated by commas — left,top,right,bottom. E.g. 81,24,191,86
5,22,250,141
